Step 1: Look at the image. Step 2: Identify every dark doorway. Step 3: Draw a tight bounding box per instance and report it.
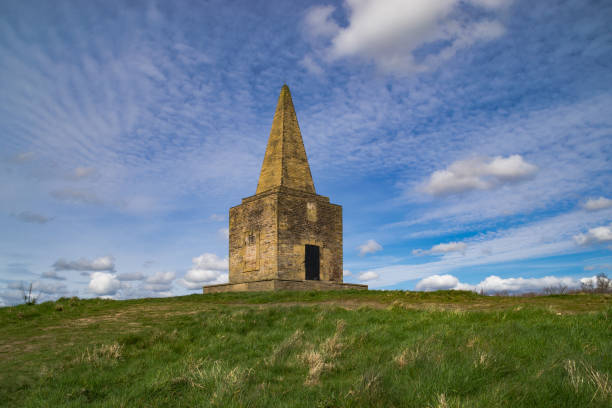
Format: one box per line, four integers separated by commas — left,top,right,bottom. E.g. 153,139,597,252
305,245,320,280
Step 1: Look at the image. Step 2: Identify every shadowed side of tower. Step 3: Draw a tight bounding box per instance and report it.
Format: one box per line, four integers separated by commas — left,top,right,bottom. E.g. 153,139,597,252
204,85,367,293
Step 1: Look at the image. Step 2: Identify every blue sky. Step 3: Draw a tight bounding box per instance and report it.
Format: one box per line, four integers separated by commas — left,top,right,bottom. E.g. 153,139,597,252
1,0,611,304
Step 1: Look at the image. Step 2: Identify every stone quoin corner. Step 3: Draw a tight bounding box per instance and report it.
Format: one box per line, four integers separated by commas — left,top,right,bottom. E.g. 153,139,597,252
203,85,367,293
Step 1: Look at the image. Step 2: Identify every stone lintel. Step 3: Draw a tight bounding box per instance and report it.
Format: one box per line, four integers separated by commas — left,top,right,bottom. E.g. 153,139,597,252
203,279,367,294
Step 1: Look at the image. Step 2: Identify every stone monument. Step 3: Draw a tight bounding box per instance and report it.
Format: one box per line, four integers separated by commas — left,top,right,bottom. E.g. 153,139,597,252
204,85,367,293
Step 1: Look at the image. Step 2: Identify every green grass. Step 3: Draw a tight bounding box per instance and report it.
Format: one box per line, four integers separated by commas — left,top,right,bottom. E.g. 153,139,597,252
1,290,611,407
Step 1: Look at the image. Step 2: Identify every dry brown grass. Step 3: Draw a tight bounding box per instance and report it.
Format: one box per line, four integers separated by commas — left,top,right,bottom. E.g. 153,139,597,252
266,329,303,366
183,358,253,394
394,345,422,368
436,393,449,408
78,342,122,365
565,359,611,401
300,319,346,385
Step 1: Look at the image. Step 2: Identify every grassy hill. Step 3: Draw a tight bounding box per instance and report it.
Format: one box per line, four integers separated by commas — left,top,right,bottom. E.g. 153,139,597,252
1,290,611,407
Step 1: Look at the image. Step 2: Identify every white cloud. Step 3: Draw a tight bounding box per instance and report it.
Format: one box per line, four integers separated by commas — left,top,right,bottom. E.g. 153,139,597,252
423,155,538,196
583,197,612,211
343,269,351,276
304,5,339,38
358,239,383,256
116,272,145,281
358,271,379,281
475,275,576,293
41,270,66,280
88,272,121,296
362,209,611,288
580,275,610,288
146,271,175,284
12,211,53,224
178,253,229,290
413,241,467,255
416,274,582,293
306,0,510,73
574,224,612,246
53,256,115,272
144,271,175,292
416,274,471,291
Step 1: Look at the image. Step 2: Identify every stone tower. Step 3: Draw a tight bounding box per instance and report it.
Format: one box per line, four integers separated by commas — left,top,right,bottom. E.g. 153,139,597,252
204,85,366,293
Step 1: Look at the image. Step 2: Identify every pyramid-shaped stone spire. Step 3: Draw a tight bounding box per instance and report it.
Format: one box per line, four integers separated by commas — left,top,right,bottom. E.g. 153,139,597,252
256,85,316,194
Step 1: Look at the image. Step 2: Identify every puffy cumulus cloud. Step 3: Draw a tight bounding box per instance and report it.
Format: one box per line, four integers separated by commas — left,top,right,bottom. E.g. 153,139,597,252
305,0,510,73
358,239,383,256
144,271,175,292
474,275,577,293
116,272,145,281
573,224,612,246
41,270,66,280
178,253,229,290
53,256,115,272
343,270,351,277
88,272,121,296
416,274,473,291
579,275,610,288
583,197,612,211
358,271,379,281
12,211,53,224
423,155,538,196
415,274,583,294
413,241,467,255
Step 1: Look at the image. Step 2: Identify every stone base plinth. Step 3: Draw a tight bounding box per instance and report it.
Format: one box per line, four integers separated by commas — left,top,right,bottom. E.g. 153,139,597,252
203,279,367,294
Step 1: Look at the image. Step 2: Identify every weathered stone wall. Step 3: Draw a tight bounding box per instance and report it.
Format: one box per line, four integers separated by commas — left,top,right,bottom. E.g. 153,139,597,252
229,187,342,284
277,189,342,282
229,191,278,283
